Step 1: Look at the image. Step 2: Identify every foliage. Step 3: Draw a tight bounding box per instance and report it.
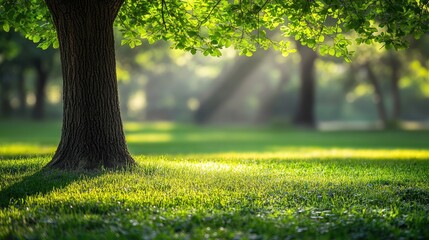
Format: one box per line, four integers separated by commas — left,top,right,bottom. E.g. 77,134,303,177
1,121,429,239
1,0,428,59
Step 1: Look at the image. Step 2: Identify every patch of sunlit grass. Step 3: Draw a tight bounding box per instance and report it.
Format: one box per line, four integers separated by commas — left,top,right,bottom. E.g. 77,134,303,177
0,144,56,157
1,121,428,239
126,133,173,143
212,148,429,160
124,122,176,132
1,150,428,239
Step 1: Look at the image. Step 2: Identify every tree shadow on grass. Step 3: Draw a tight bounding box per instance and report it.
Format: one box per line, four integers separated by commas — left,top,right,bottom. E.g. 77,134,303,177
0,169,99,208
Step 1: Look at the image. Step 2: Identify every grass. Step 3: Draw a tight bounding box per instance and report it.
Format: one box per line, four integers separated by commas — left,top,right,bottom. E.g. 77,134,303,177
0,121,428,239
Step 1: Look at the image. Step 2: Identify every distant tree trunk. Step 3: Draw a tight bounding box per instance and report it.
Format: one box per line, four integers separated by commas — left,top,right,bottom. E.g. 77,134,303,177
0,72,12,117
293,44,317,128
364,62,388,128
194,51,266,124
17,70,27,115
44,0,135,170
388,53,401,125
32,58,48,120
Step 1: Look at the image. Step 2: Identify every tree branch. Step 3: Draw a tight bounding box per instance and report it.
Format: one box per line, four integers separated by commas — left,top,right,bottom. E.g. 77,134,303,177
198,0,222,27
161,0,168,30
254,0,270,14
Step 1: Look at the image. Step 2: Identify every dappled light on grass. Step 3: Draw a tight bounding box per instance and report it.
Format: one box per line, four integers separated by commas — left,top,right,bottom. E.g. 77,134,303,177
252,148,429,160
1,151,429,239
1,121,429,238
126,133,173,143
0,144,56,157
124,122,176,132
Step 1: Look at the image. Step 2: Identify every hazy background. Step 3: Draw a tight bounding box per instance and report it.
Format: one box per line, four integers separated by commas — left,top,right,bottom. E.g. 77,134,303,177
1,31,428,130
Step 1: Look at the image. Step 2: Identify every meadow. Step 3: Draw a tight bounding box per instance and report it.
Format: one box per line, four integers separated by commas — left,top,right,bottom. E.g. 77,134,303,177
0,121,428,239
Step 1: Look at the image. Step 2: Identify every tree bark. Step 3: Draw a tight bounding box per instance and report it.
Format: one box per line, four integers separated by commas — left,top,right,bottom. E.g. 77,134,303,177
293,44,317,128
32,58,48,120
44,0,135,170
364,62,388,128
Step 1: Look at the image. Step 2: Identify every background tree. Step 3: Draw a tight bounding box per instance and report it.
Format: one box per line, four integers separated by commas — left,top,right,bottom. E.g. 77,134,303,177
0,31,20,117
1,0,428,170
293,43,318,128
0,31,57,119
364,60,388,128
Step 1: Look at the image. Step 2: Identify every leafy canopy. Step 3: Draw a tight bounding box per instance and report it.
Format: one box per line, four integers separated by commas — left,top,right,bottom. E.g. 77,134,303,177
1,0,428,61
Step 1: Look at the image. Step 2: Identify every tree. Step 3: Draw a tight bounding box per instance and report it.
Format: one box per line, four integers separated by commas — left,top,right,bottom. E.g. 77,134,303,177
293,43,318,128
1,0,427,170
32,57,50,120
0,30,57,119
0,63,13,117
0,31,20,117
364,61,388,128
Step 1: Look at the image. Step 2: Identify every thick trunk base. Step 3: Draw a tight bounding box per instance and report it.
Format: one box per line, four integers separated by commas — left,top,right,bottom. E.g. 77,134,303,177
47,150,135,170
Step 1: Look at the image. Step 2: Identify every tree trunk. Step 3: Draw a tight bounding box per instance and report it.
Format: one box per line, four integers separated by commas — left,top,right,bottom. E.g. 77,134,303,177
194,51,266,124
0,69,12,117
32,58,48,120
17,69,27,116
44,0,135,170
293,44,317,128
364,62,388,128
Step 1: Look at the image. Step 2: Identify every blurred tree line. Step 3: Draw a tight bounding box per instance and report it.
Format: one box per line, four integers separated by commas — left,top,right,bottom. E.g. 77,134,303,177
1,31,428,129
0,31,59,119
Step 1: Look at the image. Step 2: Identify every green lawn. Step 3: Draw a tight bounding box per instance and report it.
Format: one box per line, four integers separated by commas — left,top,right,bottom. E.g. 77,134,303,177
0,121,428,239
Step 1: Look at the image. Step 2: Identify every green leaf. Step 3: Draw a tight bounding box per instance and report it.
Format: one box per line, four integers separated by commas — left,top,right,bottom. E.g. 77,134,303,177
319,46,328,56
281,51,289,57
53,40,59,49
38,42,50,50
224,39,232,48
335,51,342,57
33,35,41,43
3,23,10,32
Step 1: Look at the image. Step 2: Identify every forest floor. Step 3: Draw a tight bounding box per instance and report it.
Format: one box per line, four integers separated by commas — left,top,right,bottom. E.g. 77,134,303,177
0,121,428,239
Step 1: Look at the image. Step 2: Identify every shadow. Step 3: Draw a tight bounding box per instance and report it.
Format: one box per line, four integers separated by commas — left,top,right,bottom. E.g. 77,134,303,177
397,187,429,204
0,168,98,208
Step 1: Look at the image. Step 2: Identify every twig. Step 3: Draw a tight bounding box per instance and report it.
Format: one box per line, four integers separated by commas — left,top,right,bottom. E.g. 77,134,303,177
198,0,223,27
161,0,168,30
